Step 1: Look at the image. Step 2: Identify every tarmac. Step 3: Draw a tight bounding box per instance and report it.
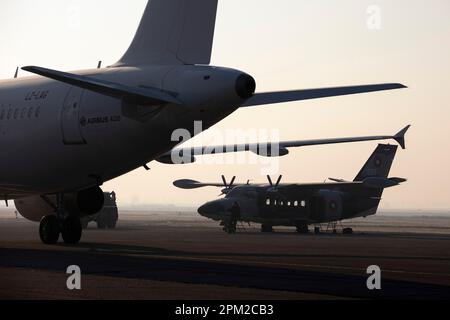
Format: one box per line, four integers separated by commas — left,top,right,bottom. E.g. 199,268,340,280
1,210,449,300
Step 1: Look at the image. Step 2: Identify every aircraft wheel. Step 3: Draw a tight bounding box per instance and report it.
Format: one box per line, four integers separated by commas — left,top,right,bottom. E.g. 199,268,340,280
296,224,309,234
343,228,353,235
39,215,60,245
261,224,273,233
61,216,82,244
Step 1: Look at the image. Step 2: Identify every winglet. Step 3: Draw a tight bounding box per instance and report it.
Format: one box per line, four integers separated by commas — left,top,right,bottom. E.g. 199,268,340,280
394,125,411,150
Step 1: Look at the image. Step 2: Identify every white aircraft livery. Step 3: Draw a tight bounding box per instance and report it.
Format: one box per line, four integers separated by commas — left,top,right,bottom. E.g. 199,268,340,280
1,0,406,244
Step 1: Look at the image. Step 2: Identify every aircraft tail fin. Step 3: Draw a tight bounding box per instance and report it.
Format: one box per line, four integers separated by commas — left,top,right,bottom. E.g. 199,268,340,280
114,0,218,67
354,144,398,182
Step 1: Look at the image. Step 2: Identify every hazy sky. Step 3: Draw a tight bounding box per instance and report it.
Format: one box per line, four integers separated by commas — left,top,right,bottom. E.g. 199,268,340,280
0,0,449,210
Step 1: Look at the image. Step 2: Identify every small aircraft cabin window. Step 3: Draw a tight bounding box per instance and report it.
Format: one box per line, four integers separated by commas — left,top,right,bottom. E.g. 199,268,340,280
294,201,298,207
287,201,291,206
301,200,306,207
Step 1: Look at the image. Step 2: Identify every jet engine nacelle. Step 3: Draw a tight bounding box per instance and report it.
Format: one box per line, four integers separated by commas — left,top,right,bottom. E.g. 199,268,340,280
74,186,105,216
15,186,105,222
14,196,56,222
316,190,343,222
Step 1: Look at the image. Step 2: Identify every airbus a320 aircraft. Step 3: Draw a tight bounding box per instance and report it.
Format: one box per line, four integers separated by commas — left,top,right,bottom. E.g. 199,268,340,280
174,143,407,234
2,0,406,244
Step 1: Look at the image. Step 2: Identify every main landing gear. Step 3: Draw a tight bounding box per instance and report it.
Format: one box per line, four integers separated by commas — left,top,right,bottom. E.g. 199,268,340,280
261,224,273,233
39,195,83,245
296,223,309,234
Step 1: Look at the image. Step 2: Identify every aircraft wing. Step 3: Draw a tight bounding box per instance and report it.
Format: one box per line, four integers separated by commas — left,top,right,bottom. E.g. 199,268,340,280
276,177,408,191
241,83,406,107
22,66,181,106
157,125,410,164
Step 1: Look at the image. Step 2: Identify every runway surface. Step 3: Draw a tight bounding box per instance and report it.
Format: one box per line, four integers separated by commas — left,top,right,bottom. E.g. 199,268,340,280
1,210,450,300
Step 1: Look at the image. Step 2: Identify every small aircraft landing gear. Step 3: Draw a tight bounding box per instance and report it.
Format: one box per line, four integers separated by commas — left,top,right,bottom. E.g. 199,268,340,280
39,194,83,245
296,223,309,234
222,218,238,234
261,224,273,233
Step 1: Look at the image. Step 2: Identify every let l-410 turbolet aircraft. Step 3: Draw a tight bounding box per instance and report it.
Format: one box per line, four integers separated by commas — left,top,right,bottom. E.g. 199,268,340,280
3,0,406,245
174,143,407,235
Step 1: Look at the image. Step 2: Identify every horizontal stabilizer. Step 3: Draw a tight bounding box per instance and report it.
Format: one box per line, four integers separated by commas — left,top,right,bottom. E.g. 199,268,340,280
242,83,406,107
22,66,181,106
362,177,407,189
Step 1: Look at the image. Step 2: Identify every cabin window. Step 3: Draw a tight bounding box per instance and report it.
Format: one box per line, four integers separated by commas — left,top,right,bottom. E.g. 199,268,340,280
294,201,298,207
301,200,306,207
266,199,270,206
287,201,291,206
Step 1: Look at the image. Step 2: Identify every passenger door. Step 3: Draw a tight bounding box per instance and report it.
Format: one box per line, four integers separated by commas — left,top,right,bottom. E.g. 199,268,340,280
61,87,86,145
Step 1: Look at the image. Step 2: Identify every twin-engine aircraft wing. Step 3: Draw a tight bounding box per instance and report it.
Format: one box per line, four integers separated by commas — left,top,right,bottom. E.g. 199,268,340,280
22,66,181,106
174,177,407,191
242,83,406,107
157,125,410,164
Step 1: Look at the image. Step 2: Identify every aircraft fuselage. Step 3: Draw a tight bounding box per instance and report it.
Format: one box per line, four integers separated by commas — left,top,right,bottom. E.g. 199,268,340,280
0,65,249,197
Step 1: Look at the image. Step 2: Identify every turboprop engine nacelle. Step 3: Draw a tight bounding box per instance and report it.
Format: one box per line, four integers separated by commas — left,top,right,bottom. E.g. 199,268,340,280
15,186,105,222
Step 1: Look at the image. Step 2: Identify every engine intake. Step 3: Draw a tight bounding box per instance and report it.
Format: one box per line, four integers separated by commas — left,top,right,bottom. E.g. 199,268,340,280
76,186,105,216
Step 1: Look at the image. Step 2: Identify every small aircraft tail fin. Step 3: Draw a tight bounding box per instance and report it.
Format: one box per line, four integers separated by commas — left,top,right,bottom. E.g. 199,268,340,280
114,0,218,67
354,144,398,182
